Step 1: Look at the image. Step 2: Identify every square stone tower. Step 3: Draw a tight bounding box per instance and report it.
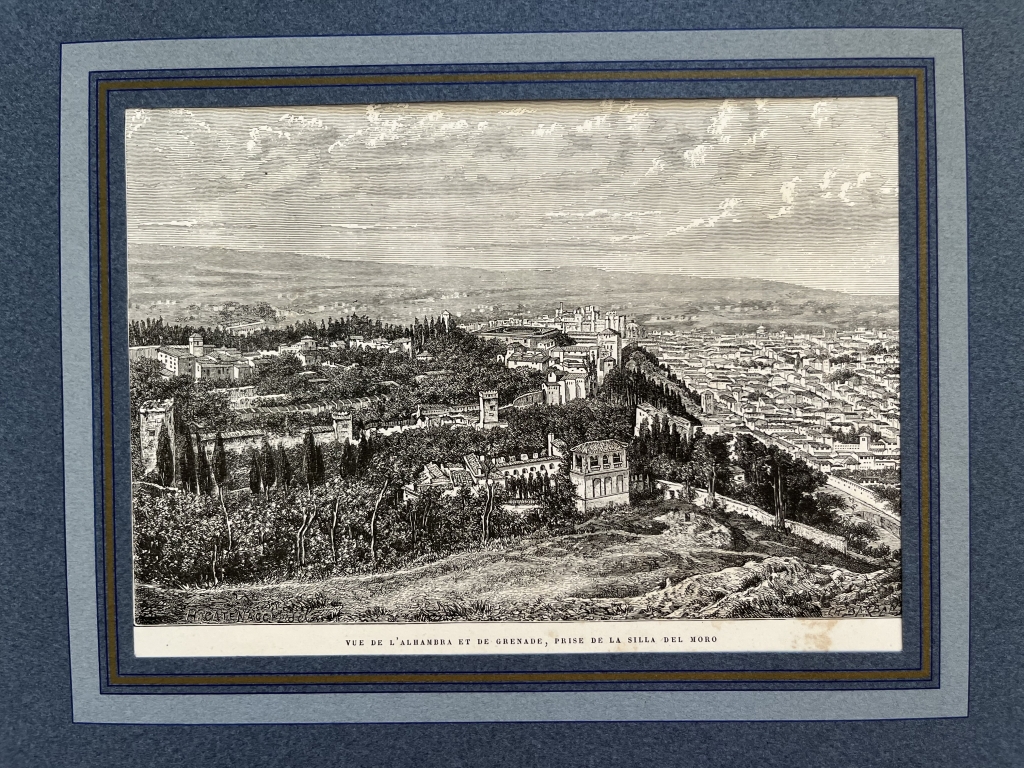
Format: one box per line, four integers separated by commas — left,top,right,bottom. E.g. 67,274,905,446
333,411,354,443
478,390,499,429
139,399,175,473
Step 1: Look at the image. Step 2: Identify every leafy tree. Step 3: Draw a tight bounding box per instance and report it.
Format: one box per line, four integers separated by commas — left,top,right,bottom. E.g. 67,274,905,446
326,478,373,564
133,491,225,587
732,434,828,529
538,461,580,532
295,431,327,565
363,452,411,564
873,484,902,516
691,432,732,507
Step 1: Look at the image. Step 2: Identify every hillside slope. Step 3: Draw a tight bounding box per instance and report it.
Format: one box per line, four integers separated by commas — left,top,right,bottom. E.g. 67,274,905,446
135,502,901,624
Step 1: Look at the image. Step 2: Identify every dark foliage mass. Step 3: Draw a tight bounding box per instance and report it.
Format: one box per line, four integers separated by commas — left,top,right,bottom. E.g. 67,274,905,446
131,323,894,590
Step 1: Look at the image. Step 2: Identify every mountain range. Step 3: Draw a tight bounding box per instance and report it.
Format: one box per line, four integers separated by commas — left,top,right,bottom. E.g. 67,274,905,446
127,244,899,331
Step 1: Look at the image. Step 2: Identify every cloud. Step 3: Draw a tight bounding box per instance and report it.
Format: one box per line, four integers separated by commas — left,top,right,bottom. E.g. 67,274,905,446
142,220,199,227
683,143,712,167
663,198,741,235
755,99,769,112
708,100,740,143
767,206,793,220
499,107,537,115
708,197,740,226
780,177,801,205
531,123,565,137
746,128,769,145
574,114,610,133
838,181,855,205
645,157,666,176
126,110,151,139
325,105,475,154
856,171,873,186
278,113,325,131
546,208,661,220
811,101,836,128
819,169,837,192
247,125,290,152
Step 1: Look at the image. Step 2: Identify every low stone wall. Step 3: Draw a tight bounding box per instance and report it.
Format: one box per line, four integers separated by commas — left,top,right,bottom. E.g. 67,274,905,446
786,520,849,554
198,426,337,454
825,475,901,536
512,390,545,408
654,479,848,555
690,488,776,528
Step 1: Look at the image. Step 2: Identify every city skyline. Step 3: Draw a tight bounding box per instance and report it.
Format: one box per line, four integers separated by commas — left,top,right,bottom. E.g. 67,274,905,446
126,97,900,295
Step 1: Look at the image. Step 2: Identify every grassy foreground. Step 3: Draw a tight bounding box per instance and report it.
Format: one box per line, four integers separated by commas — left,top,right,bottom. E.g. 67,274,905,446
135,500,900,624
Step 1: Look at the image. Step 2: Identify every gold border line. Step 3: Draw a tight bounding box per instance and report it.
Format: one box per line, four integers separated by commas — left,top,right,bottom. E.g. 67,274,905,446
94,65,931,686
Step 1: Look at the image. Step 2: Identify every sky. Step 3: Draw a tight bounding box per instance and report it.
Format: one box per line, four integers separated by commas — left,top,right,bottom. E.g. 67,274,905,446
125,97,899,294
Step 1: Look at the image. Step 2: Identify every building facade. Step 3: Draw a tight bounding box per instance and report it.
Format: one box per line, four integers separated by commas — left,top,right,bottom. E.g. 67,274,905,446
568,439,630,512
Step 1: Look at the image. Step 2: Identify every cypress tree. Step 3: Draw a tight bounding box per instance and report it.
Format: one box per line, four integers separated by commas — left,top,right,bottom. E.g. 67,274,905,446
248,450,263,496
176,424,197,493
155,422,174,488
212,431,232,551
301,430,319,492
212,432,228,493
313,441,326,486
277,445,292,490
261,438,276,497
195,434,213,495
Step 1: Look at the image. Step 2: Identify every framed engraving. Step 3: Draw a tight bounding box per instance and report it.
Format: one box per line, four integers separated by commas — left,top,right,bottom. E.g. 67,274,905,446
60,29,968,722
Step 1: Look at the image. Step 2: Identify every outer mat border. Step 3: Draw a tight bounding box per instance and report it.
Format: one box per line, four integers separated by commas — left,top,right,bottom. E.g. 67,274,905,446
59,29,968,723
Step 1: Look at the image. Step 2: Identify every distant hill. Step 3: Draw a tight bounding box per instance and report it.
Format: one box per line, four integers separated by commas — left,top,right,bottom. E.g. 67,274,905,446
127,244,899,330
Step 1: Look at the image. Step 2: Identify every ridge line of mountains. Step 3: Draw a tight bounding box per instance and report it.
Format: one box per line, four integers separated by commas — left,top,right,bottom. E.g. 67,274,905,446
127,244,898,329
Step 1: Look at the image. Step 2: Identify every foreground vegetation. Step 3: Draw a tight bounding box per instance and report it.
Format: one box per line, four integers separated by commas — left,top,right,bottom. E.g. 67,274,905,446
136,498,900,624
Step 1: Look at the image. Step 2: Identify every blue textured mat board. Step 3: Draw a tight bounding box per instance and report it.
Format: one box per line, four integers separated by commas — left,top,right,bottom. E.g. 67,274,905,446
1,1,1020,766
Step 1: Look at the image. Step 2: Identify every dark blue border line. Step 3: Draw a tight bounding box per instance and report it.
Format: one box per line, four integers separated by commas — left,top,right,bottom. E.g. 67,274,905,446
99,66,933,692
86,61,937,694
99,70,933,692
